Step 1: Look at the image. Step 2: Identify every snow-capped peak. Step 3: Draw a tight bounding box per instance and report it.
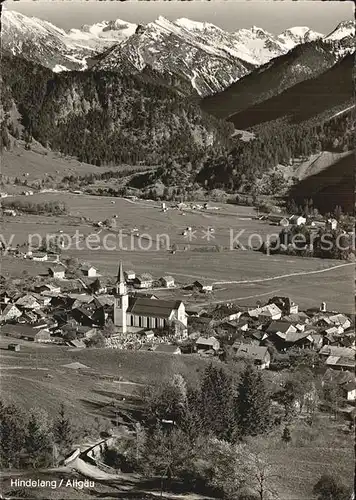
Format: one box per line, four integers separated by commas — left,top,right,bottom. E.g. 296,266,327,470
67,19,137,44
2,9,67,37
278,26,324,48
325,20,355,41
175,17,220,32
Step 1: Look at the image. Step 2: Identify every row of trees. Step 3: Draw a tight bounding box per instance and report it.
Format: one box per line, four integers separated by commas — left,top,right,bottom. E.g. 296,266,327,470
141,364,272,443
0,402,73,469
2,200,67,216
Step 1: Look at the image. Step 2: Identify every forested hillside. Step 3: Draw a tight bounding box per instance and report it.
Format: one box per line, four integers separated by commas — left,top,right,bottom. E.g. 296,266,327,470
1,52,353,214
226,53,354,129
0,55,233,165
201,39,342,119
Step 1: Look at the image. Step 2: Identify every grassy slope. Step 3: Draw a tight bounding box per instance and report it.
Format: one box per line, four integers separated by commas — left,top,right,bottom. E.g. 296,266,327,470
1,139,149,184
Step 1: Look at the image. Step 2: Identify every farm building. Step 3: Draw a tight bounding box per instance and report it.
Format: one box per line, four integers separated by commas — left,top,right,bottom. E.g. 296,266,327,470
48,265,66,279
8,343,20,352
1,324,51,342
80,264,98,277
193,280,213,293
289,215,306,226
31,252,48,262
3,209,16,216
195,336,220,352
134,273,154,289
124,270,136,281
153,344,181,355
161,276,175,288
233,344,271,369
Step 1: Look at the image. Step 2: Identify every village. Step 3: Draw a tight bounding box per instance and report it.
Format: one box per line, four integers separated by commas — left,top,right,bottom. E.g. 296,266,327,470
1,250,355,405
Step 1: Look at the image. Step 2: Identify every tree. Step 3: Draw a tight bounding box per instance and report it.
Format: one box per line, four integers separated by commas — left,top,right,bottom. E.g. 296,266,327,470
245,451,279,500
25,408,54,468
323,381,344,419
237,365,271,436
53,404,73,453
142,425,194,491
206,439,250,500
313,475,350,500
0,401,26,468
141,375,188,428
199,364,238,441
281,426,292,443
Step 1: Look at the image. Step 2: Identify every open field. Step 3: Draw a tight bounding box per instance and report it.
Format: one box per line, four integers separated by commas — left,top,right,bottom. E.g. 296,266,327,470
1,140,149,184
1,192,354,312
0,336,211,419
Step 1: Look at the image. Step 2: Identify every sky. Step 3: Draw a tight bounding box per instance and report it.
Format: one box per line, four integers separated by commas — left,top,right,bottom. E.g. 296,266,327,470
4,1,355,35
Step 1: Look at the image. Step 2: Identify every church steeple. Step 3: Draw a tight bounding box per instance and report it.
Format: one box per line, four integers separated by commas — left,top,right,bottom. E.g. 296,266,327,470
114,261,128,333
116,261,126,296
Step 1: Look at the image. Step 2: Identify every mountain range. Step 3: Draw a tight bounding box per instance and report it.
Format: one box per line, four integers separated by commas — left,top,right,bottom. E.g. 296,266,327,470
1,9,354,214
2,9,355,96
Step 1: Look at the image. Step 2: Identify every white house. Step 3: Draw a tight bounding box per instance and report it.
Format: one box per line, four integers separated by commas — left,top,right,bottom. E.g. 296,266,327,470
289,215,306,226
124,270,136,282
0,304,22,322
48,265,66,279
342,381,356,401
161,276,175,288
326,218,338,230
80,264,98,277
258,304,283,320
134,273,154,289
193,280,213,293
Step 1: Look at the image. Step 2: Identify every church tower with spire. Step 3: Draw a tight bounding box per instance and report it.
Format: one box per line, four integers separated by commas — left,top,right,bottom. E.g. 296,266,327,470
114,261,128,333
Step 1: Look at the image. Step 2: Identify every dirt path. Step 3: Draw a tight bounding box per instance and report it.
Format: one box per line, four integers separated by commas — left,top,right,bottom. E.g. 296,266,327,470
214,262,353,285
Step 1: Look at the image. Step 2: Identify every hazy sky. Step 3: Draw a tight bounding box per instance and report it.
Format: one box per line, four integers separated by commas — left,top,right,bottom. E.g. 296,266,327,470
5,1,354,35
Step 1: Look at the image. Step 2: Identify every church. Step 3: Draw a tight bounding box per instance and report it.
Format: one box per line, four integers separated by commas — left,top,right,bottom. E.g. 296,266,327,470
113,263,187,336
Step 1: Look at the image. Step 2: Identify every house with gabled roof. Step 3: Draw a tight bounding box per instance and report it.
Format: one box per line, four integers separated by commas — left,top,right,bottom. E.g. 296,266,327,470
80,263,98,277
15,294,41,310
195,336,220,352
35,283,61,295
0,303,22,323
328,314,351,331
319,345,355,360
48,265,66,279
134,273,153,289
161,276,175,288
233,343,271,369
325,356,354,371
